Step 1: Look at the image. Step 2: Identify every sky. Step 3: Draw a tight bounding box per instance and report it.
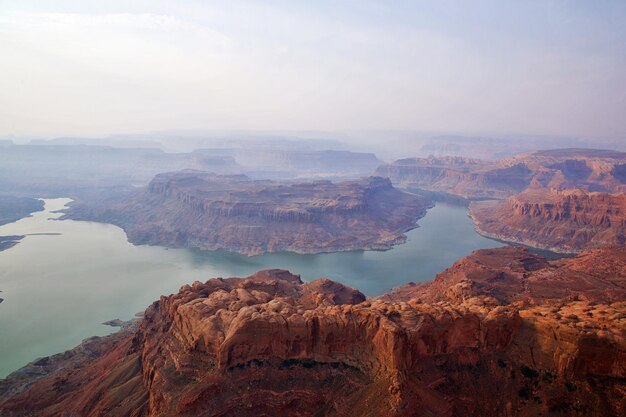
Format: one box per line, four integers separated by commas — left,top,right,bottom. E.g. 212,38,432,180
1,0,625,138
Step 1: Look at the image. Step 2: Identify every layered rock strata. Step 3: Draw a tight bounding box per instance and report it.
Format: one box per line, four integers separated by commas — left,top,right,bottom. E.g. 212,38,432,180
65,172,432,255
469,187,626,253
1,246,624,417
376,149,626,200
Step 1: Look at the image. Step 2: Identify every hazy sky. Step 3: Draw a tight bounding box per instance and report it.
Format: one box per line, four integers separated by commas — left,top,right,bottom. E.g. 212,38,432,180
1,1,625,138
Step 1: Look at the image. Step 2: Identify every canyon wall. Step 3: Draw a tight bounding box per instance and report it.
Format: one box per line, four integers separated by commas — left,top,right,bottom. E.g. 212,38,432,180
376,149,626,252
470,187,626,253
65,171,432,255
376,149,626,200
1,246,624,417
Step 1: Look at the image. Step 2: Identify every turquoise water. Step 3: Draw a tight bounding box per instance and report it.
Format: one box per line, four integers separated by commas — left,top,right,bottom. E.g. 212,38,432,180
0,198,504,377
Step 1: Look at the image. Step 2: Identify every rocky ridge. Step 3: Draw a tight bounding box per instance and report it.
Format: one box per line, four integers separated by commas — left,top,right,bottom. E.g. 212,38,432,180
376,149,626,200
1,246,624,416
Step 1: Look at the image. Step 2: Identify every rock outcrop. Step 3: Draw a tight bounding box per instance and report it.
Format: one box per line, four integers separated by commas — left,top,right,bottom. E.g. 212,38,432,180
376,149,626,200
1,247,624,417
469,187,626,253
375,156,521,200
376,149,626,253
65,172,432,255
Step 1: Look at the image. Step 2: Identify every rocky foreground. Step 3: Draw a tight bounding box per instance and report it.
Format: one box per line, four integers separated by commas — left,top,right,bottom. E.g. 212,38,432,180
1,246,624,417
65,171,432,255
470,186,626,253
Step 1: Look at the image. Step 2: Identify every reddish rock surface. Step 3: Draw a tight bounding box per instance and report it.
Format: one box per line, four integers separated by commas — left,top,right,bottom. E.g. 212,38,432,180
375,155,523,200
376,149,626,253
376,148,626,200
469,186,626,253
65,172,432,255
1,248,625,417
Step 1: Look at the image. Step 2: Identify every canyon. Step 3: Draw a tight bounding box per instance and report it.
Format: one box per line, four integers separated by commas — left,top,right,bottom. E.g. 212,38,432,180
64,171,432,255
2,3,624,416
377,149,626,252
0,246,624,416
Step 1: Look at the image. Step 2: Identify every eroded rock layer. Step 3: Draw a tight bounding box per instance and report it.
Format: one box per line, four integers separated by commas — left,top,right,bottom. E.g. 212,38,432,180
1,247,624,417
469,187,626,252
65,172,432,255
376,149,626,200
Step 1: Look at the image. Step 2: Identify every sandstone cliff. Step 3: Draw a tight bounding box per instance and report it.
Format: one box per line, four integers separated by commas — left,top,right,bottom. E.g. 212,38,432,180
65,172,432,255
1,246,624,417
374,156,525,200
376,149,626,200
469,187,626,253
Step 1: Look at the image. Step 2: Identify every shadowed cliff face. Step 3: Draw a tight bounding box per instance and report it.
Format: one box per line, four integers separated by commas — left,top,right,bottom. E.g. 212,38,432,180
376,149,626,200
1,247,624,417
470,187,626,253
64,172,432,255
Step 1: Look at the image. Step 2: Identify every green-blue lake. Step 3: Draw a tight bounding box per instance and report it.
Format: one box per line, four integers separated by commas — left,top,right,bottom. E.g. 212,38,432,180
0,198,505,377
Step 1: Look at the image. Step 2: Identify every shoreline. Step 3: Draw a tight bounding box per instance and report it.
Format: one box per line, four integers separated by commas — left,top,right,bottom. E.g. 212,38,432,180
0,199,505,378
63,201,437,257
0,236,25,253
468,211,577,256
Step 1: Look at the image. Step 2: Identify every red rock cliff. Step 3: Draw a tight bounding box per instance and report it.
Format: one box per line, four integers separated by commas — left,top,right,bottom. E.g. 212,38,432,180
376,149,626,200
1,247,625,417
470,187,626,252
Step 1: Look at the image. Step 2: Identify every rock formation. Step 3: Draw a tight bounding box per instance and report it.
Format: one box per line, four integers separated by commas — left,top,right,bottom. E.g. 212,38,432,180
376,149,626,252
64,172,432,255
469,186,626,253
376,149,626,200
1,246,624,417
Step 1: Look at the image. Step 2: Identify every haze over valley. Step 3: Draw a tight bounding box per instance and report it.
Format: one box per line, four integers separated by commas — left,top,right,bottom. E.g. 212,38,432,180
0,2,625,416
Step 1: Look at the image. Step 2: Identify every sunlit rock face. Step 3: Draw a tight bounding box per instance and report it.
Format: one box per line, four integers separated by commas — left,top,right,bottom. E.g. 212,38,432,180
1,246,624,417
65,171,432,255
470,186,626,252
